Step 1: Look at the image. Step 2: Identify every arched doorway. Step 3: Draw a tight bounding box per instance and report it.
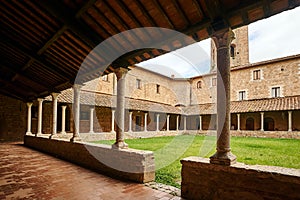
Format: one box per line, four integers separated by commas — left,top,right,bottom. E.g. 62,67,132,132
264,117,274,131
246,117,254,130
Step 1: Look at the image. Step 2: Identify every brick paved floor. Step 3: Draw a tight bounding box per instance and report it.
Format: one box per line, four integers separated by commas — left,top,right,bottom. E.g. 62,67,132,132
0,143,182,200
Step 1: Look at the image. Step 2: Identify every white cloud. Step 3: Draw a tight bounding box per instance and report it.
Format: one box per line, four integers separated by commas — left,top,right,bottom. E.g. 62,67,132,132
139,7,300,77
249,7,300,62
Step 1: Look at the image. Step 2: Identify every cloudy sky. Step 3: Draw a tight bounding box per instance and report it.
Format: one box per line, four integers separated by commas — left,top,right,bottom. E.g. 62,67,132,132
138,7,300,78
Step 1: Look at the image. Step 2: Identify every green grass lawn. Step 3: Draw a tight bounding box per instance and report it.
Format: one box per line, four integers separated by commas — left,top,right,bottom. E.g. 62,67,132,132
93,135,300,188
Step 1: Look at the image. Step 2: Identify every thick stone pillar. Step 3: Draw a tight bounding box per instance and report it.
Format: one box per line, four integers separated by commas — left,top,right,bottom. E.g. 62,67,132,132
199,115,202,131
113,68,128,148
71,85,81,142
37,98,43,135
237,113,241,131
89,107,94,133
61,105,67,134
288,111,292,132
210,29,236,165
129,111,133,132
183,116,187,131
26,102,33,135
111,109,115,133
144,113,148,132
176,115,179,131
260,112,264,131
156,114,160,131
166,115,170,131
50,93,59,138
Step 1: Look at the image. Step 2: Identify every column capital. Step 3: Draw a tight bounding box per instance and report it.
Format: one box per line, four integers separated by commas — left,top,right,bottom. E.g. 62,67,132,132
37,98,44,102
26,102,33,107
51,92,60,100
114,67,128,80
211,29,235,49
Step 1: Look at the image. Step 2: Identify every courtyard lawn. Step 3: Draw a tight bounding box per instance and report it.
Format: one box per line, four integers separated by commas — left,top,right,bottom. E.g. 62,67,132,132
93,135,300,188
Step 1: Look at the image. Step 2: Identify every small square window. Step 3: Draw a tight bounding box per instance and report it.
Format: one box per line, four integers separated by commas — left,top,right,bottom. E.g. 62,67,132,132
197,81,202,89
271,87,280,97
80,111,89,120
253,70,261,80
136,79,141,89
238,91,246,101
156,84,160,94
212,78,216,86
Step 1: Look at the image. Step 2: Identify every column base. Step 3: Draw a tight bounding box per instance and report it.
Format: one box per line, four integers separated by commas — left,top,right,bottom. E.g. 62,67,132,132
49,134,58,139
88,131,94,134
209,151,237,166
70,135,81,142
112,141,128,149
26,132,33,136
60,131,67,134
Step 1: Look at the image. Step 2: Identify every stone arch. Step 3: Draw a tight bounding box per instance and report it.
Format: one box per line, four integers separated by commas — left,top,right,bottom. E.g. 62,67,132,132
246,117,254,130
264,117,275,131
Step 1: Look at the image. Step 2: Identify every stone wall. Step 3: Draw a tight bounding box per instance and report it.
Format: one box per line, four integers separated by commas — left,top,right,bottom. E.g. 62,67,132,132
24,135,155,183
0,94,27,141
181,157,300,200
192,55,300,104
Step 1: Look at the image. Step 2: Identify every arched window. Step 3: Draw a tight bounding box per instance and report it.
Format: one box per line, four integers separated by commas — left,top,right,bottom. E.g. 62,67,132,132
230,44,236,58
197,81,202,89
246,117,254,130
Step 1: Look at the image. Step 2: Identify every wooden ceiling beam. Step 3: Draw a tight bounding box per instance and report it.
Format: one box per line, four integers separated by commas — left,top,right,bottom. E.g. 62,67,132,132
151,0,175,29
0,37,71,81
171,0,190,25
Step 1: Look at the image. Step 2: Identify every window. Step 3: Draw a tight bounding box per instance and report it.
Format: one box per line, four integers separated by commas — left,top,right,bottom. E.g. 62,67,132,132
253,70,261,80
80,111,89,120
156,84,160,94
197,81,202,89
212,78,216,86
102,75,108,81
271,87,280,97
230,44,236,58
136,79,141,89
238,91,246,101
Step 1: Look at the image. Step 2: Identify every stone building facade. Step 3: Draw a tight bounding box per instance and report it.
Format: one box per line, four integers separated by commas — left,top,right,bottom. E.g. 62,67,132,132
1,26,299,141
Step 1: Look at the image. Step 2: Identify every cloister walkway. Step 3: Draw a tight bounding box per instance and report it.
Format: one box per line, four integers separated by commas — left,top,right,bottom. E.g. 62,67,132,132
0,143,181,200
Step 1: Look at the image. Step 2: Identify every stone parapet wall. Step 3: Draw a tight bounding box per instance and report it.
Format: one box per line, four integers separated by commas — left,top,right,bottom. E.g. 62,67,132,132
24,135,155,183
181,157,300,200
230,130,300,139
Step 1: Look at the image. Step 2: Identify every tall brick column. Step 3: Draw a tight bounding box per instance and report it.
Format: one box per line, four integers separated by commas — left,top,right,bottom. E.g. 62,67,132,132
210,29,236,166
37,98,44,135
113,68,128,149
71,84,81,142
26,102,33,135
50,93,59,138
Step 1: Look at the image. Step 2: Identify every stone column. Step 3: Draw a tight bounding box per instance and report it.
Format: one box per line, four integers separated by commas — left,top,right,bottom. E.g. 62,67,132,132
156,114,160,131
260,112,264,131
113,68,128,148
26,102,33,135
209,29,236,165
37,98,44,135
60,105,67,134
176,115,179,131
288,111,292,132
50,93,59,138
111,109,115,133
166,115,170,131
183,116,187,131
89,107,94,133
237,113,240,131
199,115,202,131
144,113,148,132
129,111,133,132
71,85,81,142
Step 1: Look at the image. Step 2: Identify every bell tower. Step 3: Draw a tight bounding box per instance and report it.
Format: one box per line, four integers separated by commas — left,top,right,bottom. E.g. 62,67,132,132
210,26,249,72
